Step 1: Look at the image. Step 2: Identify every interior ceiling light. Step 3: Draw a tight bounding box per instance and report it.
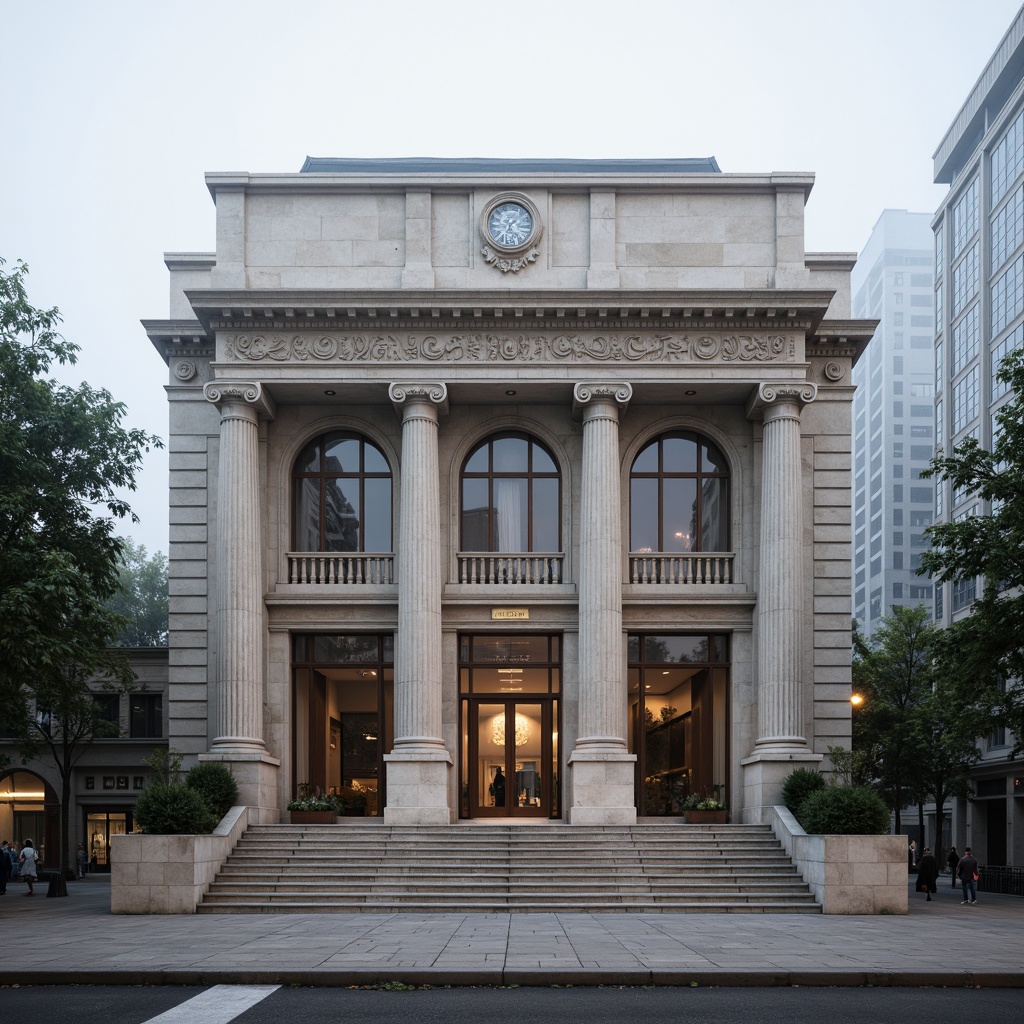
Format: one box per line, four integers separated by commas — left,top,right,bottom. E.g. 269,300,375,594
492,713,530,747
324,389,336,396
506,389,517,395
685,389,697,396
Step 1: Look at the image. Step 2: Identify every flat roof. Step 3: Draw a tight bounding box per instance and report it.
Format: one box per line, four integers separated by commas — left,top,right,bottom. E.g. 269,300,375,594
300,156,721,175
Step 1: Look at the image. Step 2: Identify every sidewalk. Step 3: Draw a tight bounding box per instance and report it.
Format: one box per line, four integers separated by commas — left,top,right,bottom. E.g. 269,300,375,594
0,874,1020,987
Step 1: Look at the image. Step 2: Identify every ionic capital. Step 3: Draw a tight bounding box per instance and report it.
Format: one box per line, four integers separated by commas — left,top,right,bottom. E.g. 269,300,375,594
389,381,449,417
573,381,632,420
746,381,816,421
203,380,276,420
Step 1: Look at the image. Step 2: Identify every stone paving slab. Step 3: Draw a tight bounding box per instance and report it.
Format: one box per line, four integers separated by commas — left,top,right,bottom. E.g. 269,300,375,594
0,875,1021,987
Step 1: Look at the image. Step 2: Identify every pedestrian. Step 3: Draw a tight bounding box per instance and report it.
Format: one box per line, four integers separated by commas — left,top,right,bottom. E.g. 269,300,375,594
947,845,959,887
18,839,38,896
956,845,980,905
0,839,10,894
908,839,918,872
76,843,88,879
9,841,21,881
490,767,506,808
916,846,939,901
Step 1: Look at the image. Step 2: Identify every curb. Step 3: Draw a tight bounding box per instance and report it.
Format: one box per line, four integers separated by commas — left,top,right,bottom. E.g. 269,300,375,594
1,969,1022,988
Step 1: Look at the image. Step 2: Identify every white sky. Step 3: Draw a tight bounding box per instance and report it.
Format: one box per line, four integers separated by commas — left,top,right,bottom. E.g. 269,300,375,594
3,0,1021,557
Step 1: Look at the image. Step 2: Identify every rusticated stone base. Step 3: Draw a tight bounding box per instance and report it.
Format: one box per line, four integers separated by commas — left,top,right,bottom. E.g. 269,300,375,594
199,750,281,824
740,749,822,824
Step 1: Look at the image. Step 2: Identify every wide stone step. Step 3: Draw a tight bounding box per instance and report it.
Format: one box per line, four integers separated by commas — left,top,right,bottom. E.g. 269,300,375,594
200,822,820,915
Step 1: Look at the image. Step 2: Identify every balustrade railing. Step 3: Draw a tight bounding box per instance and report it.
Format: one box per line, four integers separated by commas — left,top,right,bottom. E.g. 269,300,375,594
287,552,394,585
457,552,564,585
629,552,734,585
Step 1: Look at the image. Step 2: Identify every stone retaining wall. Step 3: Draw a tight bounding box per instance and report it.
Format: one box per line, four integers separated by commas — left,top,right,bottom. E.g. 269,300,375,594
769,804,908,914
111,805,248,914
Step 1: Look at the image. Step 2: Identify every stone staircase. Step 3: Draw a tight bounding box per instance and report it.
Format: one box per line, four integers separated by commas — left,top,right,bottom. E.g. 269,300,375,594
197,822,820,914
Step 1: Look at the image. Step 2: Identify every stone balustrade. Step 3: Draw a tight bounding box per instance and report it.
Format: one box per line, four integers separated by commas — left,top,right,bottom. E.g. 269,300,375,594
287,552,395,585
629,552,734,585
457,552,564,585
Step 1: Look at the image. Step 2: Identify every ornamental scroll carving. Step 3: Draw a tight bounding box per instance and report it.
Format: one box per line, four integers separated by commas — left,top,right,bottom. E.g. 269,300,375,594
225,331,795,365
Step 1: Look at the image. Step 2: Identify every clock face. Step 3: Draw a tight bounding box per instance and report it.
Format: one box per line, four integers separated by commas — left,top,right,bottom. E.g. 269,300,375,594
487,202,534,248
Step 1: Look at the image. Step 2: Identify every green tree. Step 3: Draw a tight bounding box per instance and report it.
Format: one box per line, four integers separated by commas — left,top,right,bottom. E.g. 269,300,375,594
106,539,168,646
0,257,161,866
851,605,935,833
920,346,1024,750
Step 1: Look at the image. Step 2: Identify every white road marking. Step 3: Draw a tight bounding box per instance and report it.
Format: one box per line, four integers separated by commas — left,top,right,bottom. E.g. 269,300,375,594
142,985,281,1024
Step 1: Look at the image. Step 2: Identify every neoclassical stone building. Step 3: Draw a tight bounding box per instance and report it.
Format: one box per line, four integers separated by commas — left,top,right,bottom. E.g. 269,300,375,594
143,158,873,826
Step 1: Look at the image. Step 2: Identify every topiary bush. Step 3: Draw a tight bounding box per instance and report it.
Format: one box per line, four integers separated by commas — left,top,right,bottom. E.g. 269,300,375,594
782,768,825,818
133,782,218,835
185,762,239,821
798,785,890,835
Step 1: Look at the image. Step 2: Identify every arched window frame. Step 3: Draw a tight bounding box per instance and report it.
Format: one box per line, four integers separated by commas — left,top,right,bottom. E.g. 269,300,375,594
629,431,730,553
459,432,562,553
292,431,393,553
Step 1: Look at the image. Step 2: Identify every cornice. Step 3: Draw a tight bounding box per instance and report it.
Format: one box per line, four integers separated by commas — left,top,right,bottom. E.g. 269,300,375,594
185,289,840,335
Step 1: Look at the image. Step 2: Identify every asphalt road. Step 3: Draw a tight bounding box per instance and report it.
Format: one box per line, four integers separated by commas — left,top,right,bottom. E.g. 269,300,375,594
1,984,1020,1023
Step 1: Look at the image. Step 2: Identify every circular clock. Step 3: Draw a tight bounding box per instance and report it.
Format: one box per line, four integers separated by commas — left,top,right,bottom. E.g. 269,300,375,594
479,192,542,255
487,202,534,248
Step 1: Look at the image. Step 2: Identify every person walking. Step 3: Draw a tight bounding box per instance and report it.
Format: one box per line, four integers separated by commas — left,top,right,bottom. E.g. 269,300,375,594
76,844,88,880
947,846,959,888
916,846,940,901
908,840,918,873
18,839,38,896
957,846,980,905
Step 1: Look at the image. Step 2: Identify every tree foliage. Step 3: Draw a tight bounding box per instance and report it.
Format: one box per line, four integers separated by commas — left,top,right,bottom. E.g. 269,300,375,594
920,346,1024,750
0,258,161,738
106,539,168,646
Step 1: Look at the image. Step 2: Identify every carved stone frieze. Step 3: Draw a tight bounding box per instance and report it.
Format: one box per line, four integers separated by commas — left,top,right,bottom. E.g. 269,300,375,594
224,331,796,365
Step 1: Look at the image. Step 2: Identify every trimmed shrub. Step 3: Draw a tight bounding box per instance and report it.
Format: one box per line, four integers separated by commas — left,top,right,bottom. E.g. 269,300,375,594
798,785,890,835
133,783,218,835
782,768,825,817
186,762,239,821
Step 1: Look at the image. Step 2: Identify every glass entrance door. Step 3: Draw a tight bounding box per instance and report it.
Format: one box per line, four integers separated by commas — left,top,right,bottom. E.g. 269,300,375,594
468,700,550,817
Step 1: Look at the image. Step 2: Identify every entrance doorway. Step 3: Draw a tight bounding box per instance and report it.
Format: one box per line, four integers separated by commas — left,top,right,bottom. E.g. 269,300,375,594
459,635,560,818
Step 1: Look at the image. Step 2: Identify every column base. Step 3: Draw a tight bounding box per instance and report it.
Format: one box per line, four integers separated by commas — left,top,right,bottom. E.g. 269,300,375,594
740,749,822,824
198,750,281,824
567,749,637,825
383,749,454,825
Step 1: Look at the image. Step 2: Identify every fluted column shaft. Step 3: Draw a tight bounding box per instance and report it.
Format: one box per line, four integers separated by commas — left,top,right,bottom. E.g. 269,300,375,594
575,383,631,750
392,385,446,751
211,396,265,753
756,388,811,748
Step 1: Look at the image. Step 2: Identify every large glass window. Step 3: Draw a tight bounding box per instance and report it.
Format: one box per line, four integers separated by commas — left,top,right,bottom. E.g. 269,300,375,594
292,633,394,816
129,694,162,739
630,432,729,552
293,432,392,552
460,433,560,552
627,633,729,816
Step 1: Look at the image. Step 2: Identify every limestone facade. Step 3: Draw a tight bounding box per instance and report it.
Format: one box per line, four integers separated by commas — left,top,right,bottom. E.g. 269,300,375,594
144,158,874,825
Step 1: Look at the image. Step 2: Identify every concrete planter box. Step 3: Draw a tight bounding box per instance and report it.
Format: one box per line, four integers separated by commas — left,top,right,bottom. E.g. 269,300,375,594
110,805,248,914
769,805,908,914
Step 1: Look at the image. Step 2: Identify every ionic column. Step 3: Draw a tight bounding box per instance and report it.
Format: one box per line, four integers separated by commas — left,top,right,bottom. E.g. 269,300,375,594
384,382,452,824
741,381,820,821
204,382,274,753
568,382,637,825
202,382,279,819
755,383,815,750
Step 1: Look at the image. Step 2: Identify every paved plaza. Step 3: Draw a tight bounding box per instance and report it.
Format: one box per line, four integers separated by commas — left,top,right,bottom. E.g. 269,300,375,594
0,874,1020,987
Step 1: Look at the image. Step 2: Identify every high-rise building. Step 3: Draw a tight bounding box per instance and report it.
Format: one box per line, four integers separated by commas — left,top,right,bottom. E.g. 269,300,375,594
931,6,1024,866
851,210,935,637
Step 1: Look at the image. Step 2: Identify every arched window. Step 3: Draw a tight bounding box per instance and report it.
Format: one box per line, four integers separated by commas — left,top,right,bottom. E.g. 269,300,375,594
461,433,561,552
630,432,729,552
293,432,392,552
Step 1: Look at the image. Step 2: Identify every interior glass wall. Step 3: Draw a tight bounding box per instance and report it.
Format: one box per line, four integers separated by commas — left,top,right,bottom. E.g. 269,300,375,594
627,634,729,816
292,634,394,815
